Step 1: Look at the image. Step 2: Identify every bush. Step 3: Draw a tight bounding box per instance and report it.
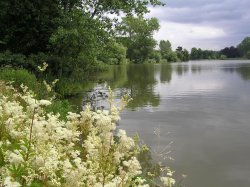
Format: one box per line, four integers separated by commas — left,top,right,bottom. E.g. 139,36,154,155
0,51,49,72
0,51,27,68
0,68,48,99
0,68,37,88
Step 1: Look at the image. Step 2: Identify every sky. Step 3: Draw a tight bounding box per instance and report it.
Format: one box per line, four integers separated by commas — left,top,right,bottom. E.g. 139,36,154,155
146,0,250,51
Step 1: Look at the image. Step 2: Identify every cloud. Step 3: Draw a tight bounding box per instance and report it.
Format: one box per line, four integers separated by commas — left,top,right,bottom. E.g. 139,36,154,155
146,0,250,50
153,21,227,50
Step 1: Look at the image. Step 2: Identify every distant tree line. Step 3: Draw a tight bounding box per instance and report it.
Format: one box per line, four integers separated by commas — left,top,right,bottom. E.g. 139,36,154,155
147,36,250,63
190,37,250,60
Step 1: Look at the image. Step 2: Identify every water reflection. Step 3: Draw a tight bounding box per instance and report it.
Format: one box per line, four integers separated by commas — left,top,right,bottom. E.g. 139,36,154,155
237,66,250,80
93,61,250,110
97,64,173,109
222,63,250,80
174,64,189,76
159,64,172,83
125,65,159,109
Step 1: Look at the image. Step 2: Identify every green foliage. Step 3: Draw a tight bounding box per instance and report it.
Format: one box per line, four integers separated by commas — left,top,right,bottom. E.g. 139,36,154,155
190,47,198,60
0,51,50,73
98,41,127,65
119,16,160,63
0,51,27,67
0,0,165,76
45,100,73,120
158,41,188,62
246,50,250,59
237,37,250,57
0,0,164,74
82,0,164,19
0,68,56,100
220,46,240,58
0,0,61,55
182,49,190,61
49,10,108,59
175,47,189,62
167,51,179,62
190,47,219,60
0,68,39,91
148,50,161,63
160,40,172,58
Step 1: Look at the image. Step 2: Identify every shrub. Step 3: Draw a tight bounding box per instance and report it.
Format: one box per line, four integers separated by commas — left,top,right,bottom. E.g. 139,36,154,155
0,68,48,99
0,68,37,88
0,51,47,72
0,51,27,68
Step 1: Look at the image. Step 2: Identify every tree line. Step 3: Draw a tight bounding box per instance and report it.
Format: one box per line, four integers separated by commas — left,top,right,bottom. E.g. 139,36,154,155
190,37,250,60
0,0,164,77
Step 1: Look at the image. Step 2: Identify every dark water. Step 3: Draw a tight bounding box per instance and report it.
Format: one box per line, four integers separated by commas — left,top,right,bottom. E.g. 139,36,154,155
75,60,250,187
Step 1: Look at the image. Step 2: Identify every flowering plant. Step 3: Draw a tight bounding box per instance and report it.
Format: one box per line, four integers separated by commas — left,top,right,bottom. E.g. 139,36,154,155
0,81,175,187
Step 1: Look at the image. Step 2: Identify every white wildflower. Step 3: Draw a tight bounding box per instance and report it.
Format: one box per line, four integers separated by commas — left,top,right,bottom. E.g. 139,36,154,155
118,129,135,150
39,100,52,106
7,151,24,166
37,62,48,72
3,177,21,187
52,79,59,86
161,176,176,187
43,80,52,92
122,157,142,176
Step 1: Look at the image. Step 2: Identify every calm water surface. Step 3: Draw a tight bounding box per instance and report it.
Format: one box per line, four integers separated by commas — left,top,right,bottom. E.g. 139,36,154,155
76,60,250,187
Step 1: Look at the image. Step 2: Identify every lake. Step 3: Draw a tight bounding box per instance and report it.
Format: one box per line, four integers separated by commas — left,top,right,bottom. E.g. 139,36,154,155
73,60,250,187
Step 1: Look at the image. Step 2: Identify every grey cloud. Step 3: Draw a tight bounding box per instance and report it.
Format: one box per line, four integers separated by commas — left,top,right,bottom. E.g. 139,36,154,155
149,0,250,49
154,0,249,24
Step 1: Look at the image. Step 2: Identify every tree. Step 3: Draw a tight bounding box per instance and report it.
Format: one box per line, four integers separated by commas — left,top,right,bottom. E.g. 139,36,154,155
0,0,61,55
237,37,250,57
190,47,198,60
118,16,160,63
149,50,161,63
176,46,182,52
246,51,250,59
182,49,190,61
48,9,113,75
175,47,189,62
0,0,164,75
167,51,178,62
197,48,203,59
98,41,127,65
220,46,240,58
82,0,164,19
159,40,172,58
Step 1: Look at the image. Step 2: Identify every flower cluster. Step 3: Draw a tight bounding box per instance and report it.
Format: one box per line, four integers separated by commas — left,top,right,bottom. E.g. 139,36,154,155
37,62,48,72
0,82,175,187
